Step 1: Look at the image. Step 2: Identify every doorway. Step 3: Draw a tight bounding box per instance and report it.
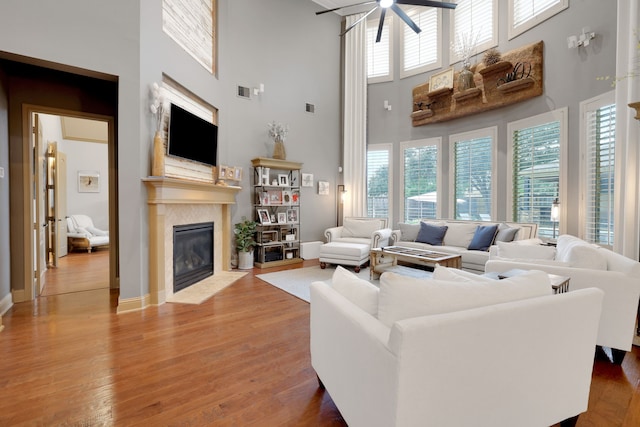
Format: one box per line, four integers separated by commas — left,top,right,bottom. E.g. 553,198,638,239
32,112,111,297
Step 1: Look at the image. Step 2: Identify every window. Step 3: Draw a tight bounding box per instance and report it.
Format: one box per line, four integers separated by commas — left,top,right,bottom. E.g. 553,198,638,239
507,108,567,239
580,92,615,246
367,144,393,222
400,138,441,222
450,0,497,64
449,127,496,221
367,15,393,83
508,0,568,39
400,7,440,78
163,0,216,74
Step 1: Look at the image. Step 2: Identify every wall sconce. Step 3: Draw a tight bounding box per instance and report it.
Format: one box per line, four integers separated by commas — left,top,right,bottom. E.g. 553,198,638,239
383,100,392,111
567,27,595,49
337,184,347,226
253,83,265,96
550,198,560,239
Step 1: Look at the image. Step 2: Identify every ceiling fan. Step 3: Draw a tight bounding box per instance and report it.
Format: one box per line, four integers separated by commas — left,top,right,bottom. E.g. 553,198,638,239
316,0,457,43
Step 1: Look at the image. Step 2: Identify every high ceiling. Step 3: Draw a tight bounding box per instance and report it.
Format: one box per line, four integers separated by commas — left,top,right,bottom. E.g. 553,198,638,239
311,0,375,16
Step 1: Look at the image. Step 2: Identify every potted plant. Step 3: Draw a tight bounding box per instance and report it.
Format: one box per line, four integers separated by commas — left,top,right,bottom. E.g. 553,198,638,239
234,217,257,270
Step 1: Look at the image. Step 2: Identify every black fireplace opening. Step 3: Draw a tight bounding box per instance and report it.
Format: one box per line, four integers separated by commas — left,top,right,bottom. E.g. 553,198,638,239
173,222,214,293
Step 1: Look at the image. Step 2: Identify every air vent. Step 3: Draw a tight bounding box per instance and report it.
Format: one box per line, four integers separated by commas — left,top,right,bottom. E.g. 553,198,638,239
305,103,315,113
237,85,251,99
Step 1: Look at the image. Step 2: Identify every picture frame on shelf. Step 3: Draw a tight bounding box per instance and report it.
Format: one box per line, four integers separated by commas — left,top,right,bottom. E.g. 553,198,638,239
281,190,292,205
278,174,289,186
233,166,243,181
260,191,270,206
218,165,229,180
429,67,454,91
257,208,271,225
291,190,300,205
277,212,287,224
287,208,298,223
268,190,282,205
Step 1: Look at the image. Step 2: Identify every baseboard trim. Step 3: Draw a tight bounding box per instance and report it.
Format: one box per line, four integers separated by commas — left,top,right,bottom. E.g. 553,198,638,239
116,294,151,314
1,292,14,316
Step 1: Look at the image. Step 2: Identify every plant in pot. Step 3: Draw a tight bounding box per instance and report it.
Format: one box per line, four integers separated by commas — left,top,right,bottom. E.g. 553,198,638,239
234,217,257,270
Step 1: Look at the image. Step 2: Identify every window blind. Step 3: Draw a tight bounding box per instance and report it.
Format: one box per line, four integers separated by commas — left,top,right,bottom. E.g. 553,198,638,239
584,103,615,245
367,17,392,80
454,137,493,220
512,121,560,237
451,0,495,61
403,144,438,222
163,0,215,73
513,0,560,27
367,147,391,219
402,8,438,77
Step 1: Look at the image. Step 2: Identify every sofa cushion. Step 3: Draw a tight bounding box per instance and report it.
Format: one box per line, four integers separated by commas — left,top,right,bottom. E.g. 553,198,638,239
341,218,383,238
556,235,607,270
468,224,499,251
377,270,552,327
331,266,379,316
495,223,520,242
415,222,448,246
496,241,556,260
433,266,495,283
398,222,420,242
443,223,478,247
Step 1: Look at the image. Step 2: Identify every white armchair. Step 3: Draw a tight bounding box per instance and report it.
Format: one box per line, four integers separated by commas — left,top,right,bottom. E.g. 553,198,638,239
66,214,109,253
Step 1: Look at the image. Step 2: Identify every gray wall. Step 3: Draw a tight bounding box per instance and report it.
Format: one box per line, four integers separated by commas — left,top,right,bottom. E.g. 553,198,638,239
368,0,617,237
0,67,9,308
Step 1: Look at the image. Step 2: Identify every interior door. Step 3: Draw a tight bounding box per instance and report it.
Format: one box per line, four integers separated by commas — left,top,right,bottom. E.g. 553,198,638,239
33,114,46,296
56,150,68,258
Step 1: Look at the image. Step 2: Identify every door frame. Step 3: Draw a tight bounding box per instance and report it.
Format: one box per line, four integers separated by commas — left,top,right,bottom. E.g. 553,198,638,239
20,104,118,301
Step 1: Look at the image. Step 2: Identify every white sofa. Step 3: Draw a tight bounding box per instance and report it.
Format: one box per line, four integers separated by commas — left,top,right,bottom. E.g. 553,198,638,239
66,214,109,253
485,234,640,364
390,219,538,273
310,267,604,427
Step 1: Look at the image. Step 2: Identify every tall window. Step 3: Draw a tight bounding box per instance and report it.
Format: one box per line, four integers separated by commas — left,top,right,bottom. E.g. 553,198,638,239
367,144,393,222
367,15,393,83
580,92,615,246
450,0,497,63
400,7,440,78
163,0,216,74
508,0,568,39
400,138,441,222
507,108,567,239
450,127,496,221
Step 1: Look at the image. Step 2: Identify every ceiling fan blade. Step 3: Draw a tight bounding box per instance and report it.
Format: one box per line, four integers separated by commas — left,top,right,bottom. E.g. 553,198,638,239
376,9,387,43
395,0,457,9
316,0,377,15
391,3,421,34
340,5,379,37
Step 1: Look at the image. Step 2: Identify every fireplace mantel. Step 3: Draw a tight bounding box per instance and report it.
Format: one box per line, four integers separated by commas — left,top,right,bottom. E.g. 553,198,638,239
142,177,241,305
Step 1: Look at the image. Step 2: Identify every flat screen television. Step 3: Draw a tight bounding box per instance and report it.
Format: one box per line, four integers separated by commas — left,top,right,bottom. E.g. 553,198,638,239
167,103,217,167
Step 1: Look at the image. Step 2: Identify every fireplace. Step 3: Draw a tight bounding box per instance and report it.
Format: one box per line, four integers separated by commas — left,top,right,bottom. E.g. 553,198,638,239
173,222,214,292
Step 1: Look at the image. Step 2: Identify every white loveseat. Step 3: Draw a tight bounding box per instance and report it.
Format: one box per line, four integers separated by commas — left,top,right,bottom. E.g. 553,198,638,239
485,234,640,363
66,214,109,253
390,219,538,273
310,267,603,427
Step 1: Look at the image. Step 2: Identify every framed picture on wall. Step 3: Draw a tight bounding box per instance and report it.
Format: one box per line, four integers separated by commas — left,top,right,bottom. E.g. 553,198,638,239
78,171,100,193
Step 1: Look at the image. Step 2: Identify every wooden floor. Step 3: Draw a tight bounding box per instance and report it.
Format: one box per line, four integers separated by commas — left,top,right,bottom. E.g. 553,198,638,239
1,256,639,426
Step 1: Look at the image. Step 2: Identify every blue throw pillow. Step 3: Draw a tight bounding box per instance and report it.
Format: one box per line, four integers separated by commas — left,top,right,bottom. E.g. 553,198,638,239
415,222,448,246
468,224,499,251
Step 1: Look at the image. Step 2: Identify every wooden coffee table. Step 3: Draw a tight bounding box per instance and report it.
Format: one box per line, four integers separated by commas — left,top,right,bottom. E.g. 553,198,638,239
370,246,462,280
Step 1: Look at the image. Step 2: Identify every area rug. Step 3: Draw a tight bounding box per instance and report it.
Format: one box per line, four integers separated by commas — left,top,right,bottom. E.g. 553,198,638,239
167,270,247,304
256,266,371,303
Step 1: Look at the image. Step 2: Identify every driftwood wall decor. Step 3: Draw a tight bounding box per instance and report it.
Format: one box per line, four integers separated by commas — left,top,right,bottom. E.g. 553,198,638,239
411,41,544,126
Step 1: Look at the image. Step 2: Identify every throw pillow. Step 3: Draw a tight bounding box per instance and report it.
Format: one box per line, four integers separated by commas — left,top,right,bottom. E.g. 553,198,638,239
331,266,379,315
415,222,448,246
468,224,499,251
398,222,420,242
496,241,556,260
442,223,478,247
341,218,384,238
377,270,551,328
495,223,520,242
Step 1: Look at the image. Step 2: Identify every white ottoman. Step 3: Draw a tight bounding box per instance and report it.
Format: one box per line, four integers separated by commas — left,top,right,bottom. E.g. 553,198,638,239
319,242,370,272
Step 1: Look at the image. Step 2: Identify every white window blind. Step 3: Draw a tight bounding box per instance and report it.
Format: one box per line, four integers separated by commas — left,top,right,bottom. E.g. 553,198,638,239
509,0,567,39
511,121,561,238
583,100,616,246
401,7,439,78
163,0,215,73
367,16,393,82
450,0,496,63
453,135,493,221
401,140,440,222
367,144,392,221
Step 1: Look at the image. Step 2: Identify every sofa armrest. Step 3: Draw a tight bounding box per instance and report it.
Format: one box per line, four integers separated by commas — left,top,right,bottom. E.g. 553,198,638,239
372,228,392,248
324,226,343,242
390,229,402,245
67,231,89,239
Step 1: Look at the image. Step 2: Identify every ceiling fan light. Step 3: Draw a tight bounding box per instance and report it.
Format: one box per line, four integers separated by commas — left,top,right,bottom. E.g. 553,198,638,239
380,0,393,8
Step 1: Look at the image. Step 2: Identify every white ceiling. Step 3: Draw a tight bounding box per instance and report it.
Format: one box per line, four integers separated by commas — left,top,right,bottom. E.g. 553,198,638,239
311,0,377,16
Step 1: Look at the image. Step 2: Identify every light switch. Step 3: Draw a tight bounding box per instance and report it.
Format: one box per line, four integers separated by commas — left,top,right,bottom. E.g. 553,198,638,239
0,167,4,178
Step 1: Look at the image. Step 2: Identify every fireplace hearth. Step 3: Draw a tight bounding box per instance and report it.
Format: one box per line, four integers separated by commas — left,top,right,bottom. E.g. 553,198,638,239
173,222,214,292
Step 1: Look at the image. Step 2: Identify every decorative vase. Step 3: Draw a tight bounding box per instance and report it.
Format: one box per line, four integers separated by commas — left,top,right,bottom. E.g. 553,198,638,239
272,138,286,160
458,64,476,92
152,130,165,176
238,250,254,270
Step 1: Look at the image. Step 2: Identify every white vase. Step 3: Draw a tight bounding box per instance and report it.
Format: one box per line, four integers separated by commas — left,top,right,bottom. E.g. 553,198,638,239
238,250,254,270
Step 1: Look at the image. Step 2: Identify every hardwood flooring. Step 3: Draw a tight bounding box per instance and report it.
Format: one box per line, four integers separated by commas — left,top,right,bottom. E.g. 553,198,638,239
1,255,639,426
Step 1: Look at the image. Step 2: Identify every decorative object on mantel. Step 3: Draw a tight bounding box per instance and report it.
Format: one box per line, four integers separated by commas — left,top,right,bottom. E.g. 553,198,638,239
268,121,289,160
149,82,167,177
483,48,502,67
411,40,544,126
